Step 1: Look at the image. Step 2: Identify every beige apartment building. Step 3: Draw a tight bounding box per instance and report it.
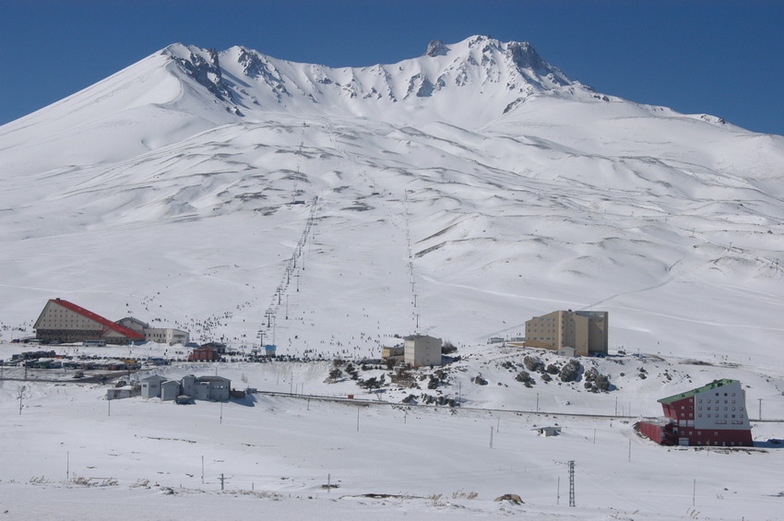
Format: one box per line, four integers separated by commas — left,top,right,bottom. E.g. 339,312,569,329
524,310,608,356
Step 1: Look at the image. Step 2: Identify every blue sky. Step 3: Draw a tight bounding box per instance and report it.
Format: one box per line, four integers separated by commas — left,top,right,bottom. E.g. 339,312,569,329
2,0,782,135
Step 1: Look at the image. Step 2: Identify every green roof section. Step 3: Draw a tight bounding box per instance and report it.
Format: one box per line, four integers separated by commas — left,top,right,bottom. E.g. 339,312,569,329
657,379,739,404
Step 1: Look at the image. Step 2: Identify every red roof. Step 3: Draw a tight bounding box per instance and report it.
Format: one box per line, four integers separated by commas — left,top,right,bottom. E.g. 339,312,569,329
50,299,144,339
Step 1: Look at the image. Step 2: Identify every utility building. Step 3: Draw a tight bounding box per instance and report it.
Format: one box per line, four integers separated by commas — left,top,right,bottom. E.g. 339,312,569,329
525,310,608,356
638,379,753,447
139,374,231,402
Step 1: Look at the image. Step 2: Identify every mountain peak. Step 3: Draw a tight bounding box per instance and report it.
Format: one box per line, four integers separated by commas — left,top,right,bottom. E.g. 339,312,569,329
425,40,449,57
154,36,580,128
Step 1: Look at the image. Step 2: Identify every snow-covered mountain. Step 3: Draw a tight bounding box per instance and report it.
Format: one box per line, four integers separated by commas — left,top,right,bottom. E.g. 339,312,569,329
1,35,782,371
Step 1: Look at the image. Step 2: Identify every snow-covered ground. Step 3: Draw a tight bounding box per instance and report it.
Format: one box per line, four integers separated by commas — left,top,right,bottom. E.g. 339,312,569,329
1,350,783,521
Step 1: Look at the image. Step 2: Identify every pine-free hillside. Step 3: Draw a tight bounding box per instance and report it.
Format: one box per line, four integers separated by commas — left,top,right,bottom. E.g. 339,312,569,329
0,36,781,370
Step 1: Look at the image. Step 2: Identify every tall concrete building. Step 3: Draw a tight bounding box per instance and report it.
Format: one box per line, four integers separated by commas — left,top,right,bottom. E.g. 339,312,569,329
404,335,443,367
524,310,608,356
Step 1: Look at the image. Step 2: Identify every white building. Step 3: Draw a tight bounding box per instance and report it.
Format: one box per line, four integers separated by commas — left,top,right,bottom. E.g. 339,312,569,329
144,327,189,346
140,375,167,399
404,335,443,367
181,375,231,402
138,374,230,402
116,317,189,346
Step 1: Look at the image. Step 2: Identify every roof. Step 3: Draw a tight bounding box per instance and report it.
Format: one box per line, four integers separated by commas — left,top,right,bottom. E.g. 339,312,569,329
658,379,740,404
197,376,230,383
141,375,167,383
118,316,150,328
45,299,144,339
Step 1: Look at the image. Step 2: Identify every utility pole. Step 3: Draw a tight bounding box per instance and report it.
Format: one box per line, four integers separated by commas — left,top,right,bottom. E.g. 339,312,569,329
18,385,25,415
692,478,696,506
568,460,575,507
758,398,763,420
220,473,225,491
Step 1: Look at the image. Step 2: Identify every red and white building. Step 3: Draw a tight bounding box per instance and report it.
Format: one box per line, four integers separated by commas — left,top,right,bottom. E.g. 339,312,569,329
34,298,189,346
34,298,145,345
638,379,753,447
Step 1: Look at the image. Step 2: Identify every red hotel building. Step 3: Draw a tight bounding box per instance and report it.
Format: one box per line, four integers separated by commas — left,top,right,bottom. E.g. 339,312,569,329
638,379,753,447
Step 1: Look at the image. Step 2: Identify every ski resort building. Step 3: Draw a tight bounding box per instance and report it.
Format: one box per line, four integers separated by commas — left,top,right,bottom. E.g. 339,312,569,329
524,310,608,356
638,379,753,447
34,298,145,345
404,335,443,367
32,298,189,345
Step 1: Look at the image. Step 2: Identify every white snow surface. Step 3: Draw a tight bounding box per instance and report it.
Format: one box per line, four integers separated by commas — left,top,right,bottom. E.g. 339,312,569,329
0,35,783,520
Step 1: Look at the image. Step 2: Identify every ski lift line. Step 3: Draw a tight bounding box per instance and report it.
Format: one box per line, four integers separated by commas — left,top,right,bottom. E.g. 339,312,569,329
262,196,320,327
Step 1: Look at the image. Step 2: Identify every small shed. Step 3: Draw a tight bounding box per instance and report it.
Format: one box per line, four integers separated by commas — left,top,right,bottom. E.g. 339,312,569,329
161,380,181,401
533,426,562,437
140,375,167,399
557,346,577,358
106,387,135,400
